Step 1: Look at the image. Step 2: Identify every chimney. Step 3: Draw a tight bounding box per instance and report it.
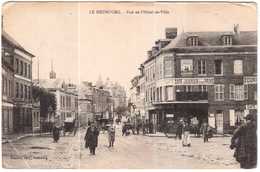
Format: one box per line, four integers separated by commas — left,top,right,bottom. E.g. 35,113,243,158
147,50,152,58
152,46,159,56
233,24,240,35
165,27,177,39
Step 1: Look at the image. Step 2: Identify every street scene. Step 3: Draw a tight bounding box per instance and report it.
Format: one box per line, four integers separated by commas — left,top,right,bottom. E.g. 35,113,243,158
3,124,239,169
1,2,257,169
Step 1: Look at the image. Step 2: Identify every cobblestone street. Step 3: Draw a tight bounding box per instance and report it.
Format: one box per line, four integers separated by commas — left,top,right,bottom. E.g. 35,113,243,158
2,125,239,169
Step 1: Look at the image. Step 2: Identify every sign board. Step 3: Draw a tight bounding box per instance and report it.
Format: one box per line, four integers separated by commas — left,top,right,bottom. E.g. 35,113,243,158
244,76,257,85
246,104,257,110
208,114,215,128
156,77,214,87
175,78,214,85
166,114,174,118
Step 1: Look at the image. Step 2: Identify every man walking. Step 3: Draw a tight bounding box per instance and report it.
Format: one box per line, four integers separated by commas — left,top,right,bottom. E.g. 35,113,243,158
84,123,99,155
230,113,257,169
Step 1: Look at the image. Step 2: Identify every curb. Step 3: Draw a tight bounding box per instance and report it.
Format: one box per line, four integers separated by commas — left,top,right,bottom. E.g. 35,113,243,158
2,132,51,144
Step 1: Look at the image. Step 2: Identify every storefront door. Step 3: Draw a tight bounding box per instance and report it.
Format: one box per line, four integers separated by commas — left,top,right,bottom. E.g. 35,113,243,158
216,112,223,134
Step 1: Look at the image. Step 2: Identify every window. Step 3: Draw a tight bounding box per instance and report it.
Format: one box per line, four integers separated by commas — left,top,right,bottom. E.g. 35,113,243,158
215,84,224,101
24,85,27,99
234,60,243,74
164,58,172,77
16,82,19,98
28,86,31,99
156,88,159,101
20,84,23,98
199,85,208,92
223,35,232,45
15,59,19,73
230,84,248,101
2,76,6,95
254,91,257,101
20,61,23,76
244,85,248,100
230,84,235,100
214,60,223,75
8,80,12,97
166,86,174,101
185,85,193,92
181,59,193,75
198,60,206,75
28,64,31,79
159,87,162,101
24,63,27,77
187,36,199,46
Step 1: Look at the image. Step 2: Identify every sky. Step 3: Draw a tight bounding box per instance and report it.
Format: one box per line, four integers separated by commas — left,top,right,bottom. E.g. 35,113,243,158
2,2,257,93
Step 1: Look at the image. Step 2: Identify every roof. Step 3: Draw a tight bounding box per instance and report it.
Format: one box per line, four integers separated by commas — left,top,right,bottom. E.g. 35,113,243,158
143,30,256,64
2,30,35,57
162,31,257,50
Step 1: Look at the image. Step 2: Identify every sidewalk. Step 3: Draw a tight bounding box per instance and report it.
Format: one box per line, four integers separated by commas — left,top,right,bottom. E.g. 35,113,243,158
2,132,51,144
144,132,232,138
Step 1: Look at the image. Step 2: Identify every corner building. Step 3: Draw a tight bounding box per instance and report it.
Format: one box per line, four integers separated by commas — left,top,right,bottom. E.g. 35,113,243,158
142,26,257,134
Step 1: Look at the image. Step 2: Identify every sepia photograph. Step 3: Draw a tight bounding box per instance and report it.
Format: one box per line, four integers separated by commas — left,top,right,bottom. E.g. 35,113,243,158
1,1,257,169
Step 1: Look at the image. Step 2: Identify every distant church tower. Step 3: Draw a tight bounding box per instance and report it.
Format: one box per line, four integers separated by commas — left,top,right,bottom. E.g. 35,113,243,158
49,59,56,79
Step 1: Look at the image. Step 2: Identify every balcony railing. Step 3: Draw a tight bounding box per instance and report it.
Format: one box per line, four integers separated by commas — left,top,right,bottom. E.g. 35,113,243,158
176,92,208,101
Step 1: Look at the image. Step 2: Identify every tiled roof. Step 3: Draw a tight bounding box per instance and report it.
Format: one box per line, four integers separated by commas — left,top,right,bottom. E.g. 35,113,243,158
162,31,257,50
2,30,35,57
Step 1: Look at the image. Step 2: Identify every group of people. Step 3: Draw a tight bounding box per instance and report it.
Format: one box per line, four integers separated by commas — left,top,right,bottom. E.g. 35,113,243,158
175,119,212,147
84,122,116,155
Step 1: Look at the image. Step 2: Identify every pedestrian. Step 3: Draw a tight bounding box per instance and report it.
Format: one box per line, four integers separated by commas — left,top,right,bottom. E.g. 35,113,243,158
84,123,99,155
108,125,116,147
73,119,79,136
122,123,127,136
201,121,210,142
182,121,191,147
176,119,183,140
230,113,257,169
52,124,60,143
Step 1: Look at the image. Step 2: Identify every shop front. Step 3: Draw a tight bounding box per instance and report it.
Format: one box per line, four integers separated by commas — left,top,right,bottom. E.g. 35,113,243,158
148,102,209,134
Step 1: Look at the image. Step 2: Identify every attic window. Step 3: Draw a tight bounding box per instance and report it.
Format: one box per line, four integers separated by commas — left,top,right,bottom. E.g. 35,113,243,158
187,36,199,46
222,35,233,45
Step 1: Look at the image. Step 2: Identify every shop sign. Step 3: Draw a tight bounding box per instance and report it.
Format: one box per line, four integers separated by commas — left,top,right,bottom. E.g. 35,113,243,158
174,77,214,85
246,104,257,110
166,114,174,118
244,76,256,85
208,114,215,128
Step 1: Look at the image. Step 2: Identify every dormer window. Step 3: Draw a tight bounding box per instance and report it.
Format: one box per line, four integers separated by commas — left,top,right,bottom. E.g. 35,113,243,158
187,36,199,46
222,35,233,45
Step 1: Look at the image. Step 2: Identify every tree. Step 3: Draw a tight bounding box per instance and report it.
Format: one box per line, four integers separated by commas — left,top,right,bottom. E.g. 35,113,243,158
32,85,57,118
114,106,128,118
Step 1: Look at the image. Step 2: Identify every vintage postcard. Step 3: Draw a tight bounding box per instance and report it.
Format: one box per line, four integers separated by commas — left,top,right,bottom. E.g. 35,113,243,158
1,1,257,169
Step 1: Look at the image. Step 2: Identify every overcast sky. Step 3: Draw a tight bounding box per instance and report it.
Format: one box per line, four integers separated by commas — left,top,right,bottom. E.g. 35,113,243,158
3,2,257,92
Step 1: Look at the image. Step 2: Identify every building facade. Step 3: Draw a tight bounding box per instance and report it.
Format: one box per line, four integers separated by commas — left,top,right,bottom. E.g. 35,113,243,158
78,81,94,126
37,68,78,125
92,86,113,124
139,26,257,134
2,31,36,134
2,56,14,134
